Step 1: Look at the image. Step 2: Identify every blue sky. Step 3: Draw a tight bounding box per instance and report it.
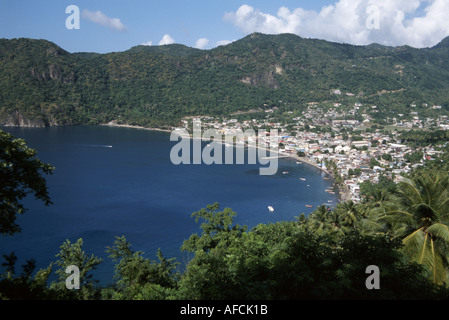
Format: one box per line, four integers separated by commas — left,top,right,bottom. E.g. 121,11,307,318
1,0,449,53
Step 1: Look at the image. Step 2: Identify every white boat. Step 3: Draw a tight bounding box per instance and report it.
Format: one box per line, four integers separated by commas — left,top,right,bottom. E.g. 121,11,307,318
300,178,306,181
268,206,274,212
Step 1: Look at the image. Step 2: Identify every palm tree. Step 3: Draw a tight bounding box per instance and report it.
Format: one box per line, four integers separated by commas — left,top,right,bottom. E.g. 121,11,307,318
325,209,347,238
338,200,361,227
367,188,391,208
382,171,449,285
308,205,329,234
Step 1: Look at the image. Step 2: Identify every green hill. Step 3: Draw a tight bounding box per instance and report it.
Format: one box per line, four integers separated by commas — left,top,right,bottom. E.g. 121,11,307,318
1,33,449,128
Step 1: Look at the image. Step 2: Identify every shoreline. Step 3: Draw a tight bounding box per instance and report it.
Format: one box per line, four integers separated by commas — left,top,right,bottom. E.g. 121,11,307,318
3,121,350,205
100,122,173,133
287,153,350,203
101,122,350,204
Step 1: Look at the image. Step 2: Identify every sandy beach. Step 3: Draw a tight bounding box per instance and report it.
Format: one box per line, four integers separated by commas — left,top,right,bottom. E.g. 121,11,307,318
101,121,173,133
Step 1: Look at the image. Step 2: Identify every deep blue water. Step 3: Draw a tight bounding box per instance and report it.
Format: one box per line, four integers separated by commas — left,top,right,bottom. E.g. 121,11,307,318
0,125,338,285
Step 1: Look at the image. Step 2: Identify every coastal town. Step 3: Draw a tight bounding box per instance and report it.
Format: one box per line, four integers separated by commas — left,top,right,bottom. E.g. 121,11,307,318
176,99,449,204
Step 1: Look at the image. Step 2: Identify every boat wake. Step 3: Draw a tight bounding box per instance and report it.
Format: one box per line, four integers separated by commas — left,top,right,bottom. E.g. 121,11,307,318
88,144,113,148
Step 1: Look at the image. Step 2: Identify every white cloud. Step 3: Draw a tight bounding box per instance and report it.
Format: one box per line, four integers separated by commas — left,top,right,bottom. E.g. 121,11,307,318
81,9,127,31
194,38,209,49
159,34,175,45
141,40,153,46
215,40,233,47
224,1,449,48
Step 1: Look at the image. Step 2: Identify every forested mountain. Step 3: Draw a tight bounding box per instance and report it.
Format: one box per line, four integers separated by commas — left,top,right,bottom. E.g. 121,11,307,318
1,32,449,128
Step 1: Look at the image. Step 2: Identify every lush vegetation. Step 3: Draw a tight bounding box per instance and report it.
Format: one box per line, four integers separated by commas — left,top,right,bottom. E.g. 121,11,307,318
1,130,449,300
2,32,449,299
400,129,449,147
1,33,449,129
0,130,54,236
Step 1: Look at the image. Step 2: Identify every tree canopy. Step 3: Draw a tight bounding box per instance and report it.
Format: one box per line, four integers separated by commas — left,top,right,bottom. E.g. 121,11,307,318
0,130,54,236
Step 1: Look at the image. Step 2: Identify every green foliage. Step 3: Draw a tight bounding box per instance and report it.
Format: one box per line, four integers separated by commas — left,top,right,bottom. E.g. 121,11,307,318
178,219,446,299
379,170,449,285
48,238,103,299
1,34,449,128
303,168,449,288
405,151,424,163
175,198,449,300
359,173,397,202
401,130,449,147
370,157,381,168
0,130,54,235
0,252,51,299
181,203,247,253
2,196,449,299
104,235,179,300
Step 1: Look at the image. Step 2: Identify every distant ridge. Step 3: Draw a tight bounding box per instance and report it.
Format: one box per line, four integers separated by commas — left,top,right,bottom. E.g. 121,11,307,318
127,43,204,57
432,36,449,49
1,33,448,128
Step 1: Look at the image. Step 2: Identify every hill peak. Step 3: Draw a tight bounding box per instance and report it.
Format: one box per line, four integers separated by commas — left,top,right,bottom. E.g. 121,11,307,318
127,43,202,57
433,36,449,49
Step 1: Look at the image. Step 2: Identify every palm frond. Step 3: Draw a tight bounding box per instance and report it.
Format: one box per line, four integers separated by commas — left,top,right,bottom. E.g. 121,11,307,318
398,178,423,204
427,238,447,286
382,210,414,226
437,197,449,216
431,238,437,284
402,227,425,257
419,233,428,264
427,223,449,243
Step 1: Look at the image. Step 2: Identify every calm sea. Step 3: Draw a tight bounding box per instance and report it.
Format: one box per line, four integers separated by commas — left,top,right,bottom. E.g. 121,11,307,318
0,125,338,285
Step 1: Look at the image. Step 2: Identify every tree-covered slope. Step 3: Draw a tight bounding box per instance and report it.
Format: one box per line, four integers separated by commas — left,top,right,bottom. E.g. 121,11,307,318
1,33,449,128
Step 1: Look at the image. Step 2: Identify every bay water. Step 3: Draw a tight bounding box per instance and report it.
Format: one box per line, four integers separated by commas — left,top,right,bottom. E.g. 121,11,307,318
0,125,338,285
